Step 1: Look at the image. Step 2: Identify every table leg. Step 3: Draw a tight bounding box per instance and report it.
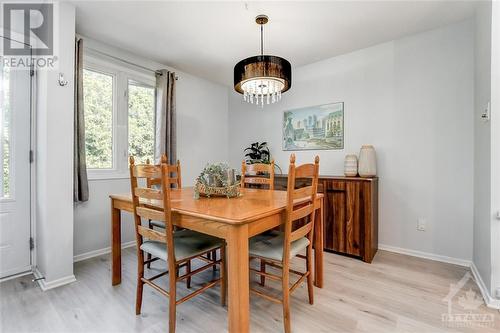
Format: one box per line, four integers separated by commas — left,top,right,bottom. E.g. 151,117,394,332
226,224,250,333
314,198,324,288
111,200,122,286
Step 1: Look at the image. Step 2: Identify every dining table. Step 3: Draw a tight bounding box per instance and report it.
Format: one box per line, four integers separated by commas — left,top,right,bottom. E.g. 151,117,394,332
109,187,324,333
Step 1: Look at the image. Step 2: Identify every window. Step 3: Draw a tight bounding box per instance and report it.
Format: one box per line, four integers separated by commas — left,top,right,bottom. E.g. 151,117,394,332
83,69,114,169
128,80,155,164
83,54,156,179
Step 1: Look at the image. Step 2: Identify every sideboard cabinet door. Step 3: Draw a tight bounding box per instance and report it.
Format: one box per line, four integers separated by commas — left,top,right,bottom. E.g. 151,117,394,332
324,180,346,253
345,181,363,256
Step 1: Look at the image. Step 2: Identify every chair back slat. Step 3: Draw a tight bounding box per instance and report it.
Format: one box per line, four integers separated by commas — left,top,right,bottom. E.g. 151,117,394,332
146,157,182,189
133,165,162,179
244,177,272,185
292,186,313,201
294,164,316,178
149,176,180,187
138,225,167,242
134,187,163,201
290,223,313,242
245,163,273,173
282,154,320,265
290,204,314,222
136,206,165,221
241,160,275,190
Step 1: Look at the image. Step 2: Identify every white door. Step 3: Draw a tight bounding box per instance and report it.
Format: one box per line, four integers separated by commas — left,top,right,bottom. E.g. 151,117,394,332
0,38,32,279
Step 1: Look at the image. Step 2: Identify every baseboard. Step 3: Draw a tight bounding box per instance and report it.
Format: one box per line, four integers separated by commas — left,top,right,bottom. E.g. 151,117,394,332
33,268,76,291
73,240,136,263
470,262,500,310
0,270,33,283
32,240,135,290
378,244,471,267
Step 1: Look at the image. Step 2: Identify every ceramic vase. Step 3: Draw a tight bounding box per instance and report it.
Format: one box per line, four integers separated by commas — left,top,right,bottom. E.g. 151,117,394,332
344,154,358,177
358,145,377,177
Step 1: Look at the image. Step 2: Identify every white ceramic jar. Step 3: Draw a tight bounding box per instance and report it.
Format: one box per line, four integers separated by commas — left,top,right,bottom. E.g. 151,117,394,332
358,145,377,177
344,154,358,177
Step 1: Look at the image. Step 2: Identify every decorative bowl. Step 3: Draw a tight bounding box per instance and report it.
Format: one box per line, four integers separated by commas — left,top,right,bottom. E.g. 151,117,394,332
194,181,241,199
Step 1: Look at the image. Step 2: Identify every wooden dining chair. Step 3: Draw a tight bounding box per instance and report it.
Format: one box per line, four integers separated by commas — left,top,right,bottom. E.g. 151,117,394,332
144,156,184,268
248,154,319,333
145,157,220,277
241,160,275,190
129,156,226,333
241,159,275,282
145,156,181,230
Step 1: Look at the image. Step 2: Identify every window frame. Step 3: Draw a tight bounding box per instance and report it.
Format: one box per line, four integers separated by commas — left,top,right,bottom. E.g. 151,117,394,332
83,53,156,180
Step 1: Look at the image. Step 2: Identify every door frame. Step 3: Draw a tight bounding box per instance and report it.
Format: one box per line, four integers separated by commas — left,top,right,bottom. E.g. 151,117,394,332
29,49,36,276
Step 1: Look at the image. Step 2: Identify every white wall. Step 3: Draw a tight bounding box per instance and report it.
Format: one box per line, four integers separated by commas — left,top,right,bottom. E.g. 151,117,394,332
35,2,76,287
73,38,229,258
473,0,492,296
228,19,475,262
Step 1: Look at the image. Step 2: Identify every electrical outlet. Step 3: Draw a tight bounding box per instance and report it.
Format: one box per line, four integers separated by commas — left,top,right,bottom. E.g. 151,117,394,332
417,218,426,231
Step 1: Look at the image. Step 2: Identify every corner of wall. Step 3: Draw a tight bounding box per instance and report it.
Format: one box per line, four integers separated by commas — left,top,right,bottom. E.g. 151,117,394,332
34,1,76,289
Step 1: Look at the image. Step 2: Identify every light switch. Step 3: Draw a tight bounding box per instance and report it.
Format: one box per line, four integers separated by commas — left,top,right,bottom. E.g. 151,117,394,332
481,102,490,121
417,218,426,231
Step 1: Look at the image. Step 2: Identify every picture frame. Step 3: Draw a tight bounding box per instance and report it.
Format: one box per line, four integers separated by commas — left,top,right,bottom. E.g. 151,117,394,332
282,102,344,151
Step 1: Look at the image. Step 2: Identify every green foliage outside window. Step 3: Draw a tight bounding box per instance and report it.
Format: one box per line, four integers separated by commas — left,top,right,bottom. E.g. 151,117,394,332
83,69,113,169
128,82,154,164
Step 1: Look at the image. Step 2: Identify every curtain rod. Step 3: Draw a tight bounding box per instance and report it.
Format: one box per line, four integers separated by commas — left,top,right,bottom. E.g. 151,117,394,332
85,46,178,80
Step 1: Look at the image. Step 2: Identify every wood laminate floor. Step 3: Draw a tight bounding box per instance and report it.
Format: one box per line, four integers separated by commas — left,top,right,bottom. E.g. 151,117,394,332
1,249,499,333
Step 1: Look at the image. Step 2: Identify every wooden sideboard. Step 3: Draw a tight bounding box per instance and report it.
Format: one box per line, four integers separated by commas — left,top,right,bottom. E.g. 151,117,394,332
274,175,378,263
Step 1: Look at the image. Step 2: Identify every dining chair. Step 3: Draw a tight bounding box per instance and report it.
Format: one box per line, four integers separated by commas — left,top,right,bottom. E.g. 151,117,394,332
129,156,226,333
241,160,275,190
241,159,275,284
248,154,319,333
144,156,185,268
145,157,220,277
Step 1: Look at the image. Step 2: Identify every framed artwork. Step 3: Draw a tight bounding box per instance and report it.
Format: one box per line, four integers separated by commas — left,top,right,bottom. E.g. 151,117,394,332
283,102,344,151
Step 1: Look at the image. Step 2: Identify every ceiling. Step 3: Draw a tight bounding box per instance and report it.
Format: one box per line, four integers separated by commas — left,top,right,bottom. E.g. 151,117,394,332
72,1,478,87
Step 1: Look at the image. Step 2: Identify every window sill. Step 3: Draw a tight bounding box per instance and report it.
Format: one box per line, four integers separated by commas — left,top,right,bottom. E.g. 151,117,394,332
87,172,129,181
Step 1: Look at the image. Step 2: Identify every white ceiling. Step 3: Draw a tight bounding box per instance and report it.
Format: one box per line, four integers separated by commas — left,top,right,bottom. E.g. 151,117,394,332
73,1,478,86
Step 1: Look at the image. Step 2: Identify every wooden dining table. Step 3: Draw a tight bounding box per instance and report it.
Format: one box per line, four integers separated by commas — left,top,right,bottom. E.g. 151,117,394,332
109,187,324,333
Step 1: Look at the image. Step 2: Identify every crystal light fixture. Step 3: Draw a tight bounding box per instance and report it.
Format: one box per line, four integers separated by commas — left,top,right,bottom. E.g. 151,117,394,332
234,15,291,107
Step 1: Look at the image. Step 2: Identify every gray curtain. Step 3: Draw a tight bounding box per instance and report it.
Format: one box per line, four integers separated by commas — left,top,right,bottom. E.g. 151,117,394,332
74,38,89,202
154,70,177,164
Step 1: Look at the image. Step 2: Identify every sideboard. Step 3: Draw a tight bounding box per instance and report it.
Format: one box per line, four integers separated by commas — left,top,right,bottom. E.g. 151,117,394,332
274,174,378,263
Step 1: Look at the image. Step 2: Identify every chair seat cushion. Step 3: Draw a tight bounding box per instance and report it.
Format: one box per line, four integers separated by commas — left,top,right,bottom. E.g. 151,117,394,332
249,231,310,262
140,229,223,262
150,220,165,228
249,230,278,244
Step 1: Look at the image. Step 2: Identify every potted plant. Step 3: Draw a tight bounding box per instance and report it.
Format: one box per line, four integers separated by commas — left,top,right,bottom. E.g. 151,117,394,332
244,142,270,164
243,142,282,173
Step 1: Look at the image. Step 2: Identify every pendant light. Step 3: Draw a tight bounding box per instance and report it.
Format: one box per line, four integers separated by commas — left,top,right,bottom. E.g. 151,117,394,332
234,15,291,107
